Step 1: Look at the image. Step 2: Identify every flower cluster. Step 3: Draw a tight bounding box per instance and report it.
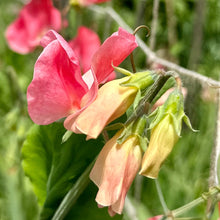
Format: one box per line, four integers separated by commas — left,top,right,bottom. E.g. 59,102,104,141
9,1,194,216
25,23,194,215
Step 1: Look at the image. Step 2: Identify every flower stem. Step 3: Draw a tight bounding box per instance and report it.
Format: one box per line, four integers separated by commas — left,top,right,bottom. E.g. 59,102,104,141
155,179,169,214
52,160,95,220
172,187,220,217
125,71,172,125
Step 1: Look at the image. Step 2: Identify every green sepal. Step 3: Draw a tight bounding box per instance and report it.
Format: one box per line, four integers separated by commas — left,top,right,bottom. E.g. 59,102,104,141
117,122,133,145
120,71,155,90
62,130,73,143
148,88,197,137
104,123,125,131
170,113,182,137
148,107,165,130
138,135,148,152
133,89,142,111
117,116,148,145
126,89,142,118
113,66,134,76
183,114,198,132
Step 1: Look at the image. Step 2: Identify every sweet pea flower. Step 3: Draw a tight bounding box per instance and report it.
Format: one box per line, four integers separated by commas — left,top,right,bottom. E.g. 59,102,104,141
27,28,138,129
70,0,110,7
71,70,156,139
90,130,142,216
6,0,61,54
71,77,138,140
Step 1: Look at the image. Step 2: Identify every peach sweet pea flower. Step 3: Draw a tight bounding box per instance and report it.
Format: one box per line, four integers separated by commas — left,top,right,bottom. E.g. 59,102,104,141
70,77,138,139
90,131,142,216
70,70,156,139
27,28,138,128
5,0,61,54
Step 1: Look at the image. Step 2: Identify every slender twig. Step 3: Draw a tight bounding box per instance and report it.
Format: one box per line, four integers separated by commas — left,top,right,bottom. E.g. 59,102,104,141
172,187,220,217
124,196,139,220
150,0,160,50
209,88,220,188
89,6,220,88
155,179,169,214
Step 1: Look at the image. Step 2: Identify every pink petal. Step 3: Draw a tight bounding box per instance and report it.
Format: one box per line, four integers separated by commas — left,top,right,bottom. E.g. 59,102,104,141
5,0,61,54
69,26,101,73
64,70,99,131
91,27,138,84
90,132,141,214
27,32,89,125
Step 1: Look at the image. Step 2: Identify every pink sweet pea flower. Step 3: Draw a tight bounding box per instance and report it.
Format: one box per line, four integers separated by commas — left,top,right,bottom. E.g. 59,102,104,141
90,131,142,216
70,0,110,7
5,0,61,54
27,28,138,128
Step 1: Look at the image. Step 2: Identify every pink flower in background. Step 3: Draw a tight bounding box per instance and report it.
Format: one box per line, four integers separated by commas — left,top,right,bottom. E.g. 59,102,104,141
69,26,116,82
69,26,101,73
5,0,61,54
71,0,110,7
90,131,142,216
27,28,138,130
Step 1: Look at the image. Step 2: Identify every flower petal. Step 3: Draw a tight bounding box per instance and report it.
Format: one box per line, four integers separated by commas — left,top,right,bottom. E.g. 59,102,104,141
90,132,141,215
91,27,138,84
5,0,61,54
139,115,179,178
69,26,101,73
27,32,89,125
73,77,137,139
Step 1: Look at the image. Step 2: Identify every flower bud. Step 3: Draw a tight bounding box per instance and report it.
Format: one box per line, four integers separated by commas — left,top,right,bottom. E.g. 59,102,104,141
140,89,195,178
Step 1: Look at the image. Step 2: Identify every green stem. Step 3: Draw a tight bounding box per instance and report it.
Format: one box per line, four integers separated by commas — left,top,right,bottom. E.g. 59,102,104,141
155,179,169,214
52,160,95,220
125,71,172,125
172,187,220,217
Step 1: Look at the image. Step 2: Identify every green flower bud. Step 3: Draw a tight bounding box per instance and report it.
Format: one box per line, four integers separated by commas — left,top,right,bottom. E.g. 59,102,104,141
139,89,196,179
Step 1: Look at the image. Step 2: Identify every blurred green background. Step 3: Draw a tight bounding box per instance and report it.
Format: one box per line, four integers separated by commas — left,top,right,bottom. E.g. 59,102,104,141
0,0,220,219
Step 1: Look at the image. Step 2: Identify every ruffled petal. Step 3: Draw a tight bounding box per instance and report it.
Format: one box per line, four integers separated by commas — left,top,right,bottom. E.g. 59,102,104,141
27,32,89,125
64,70,99,131
69,26,101,73
73,77,137,139
5,0,61,54
90,133,141,215
91,27,138,84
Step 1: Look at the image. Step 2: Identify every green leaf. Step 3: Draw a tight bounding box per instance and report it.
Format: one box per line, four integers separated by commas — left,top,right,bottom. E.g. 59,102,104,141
22,123,103,219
